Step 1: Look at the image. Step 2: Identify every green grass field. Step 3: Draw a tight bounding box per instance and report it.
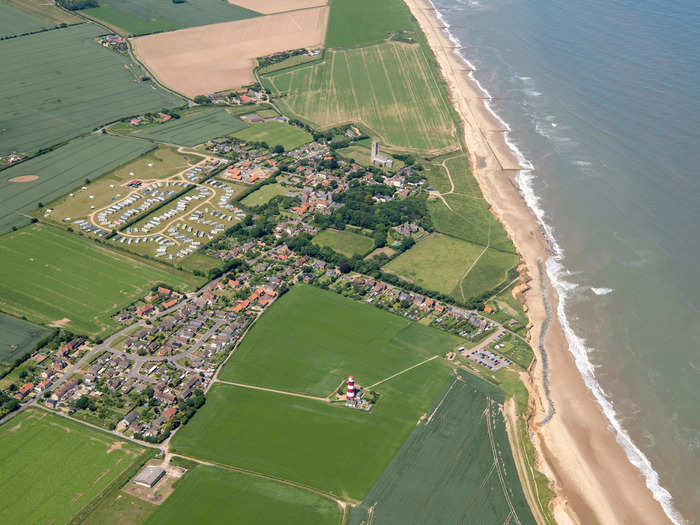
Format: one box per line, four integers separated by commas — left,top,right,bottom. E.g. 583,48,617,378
349,370,536,525
325,0,417,49
0,24,179,155
219,284,462,396
0,409,148,524
312,228,375,257
146,464,341,524
233,121,312,151
0,0,79,37
82,0,259,36
120,107,247,146
0,312,52,365
172,359,452,501
0,224,203,337
267,42,458,153
457,248,520,301
240,183,289,207
0,134,154,234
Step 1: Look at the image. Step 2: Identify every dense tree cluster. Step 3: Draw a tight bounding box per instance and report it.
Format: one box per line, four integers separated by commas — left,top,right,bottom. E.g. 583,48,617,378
56,0,97,10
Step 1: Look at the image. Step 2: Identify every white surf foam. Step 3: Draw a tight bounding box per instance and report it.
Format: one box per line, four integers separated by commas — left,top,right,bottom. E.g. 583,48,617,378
425,2,687,522
591,287,614,295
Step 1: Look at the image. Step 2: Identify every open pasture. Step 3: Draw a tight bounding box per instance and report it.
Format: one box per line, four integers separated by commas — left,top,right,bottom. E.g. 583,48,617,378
0,409,148,525
82,0,259,36
349,371,536,525
219,284,461,396
124,107,247,146
0,0,79,37
0,134,154,235
456,248,520,302
172,358,453,501
42,146,199,226
233,121,312,151
312,228,374,257
146,464,341,524
0,224,202,337
267,42,458,153
132,8,328,98
240,182,289,207
325,0,417,49
0,24,179,155
0,312,51,365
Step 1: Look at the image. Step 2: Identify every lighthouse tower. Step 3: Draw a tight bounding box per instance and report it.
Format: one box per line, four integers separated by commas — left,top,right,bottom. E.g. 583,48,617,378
345,375,355,406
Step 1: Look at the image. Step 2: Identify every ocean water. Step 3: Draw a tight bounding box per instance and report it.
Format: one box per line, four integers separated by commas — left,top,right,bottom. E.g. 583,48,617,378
431,0,700,522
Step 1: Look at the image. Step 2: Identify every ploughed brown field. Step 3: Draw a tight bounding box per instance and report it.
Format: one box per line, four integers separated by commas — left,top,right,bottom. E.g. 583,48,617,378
131,7,329,97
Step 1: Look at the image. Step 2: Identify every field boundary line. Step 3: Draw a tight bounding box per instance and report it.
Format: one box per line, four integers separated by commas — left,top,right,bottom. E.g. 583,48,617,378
215,379,329,402
367,355,439,389
425,373,460,424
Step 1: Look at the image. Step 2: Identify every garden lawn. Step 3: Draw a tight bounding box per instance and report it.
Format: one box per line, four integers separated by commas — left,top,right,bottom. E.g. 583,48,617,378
0,134,154,234
0,224,203,337
233,121,312,151
146,464,341,525
0,408,148,525
384,234,485,298
312,228,375,257
171,358,453,502
240,183,289,207
219,284,462,396
349,370,536,525
0,24,179,155
82,0,259,36
127,107,247,146
325,0,417,49
0,312,52,365
267,42,458,153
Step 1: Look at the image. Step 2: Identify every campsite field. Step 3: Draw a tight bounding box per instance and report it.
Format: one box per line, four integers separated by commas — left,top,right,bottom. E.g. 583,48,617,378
240,183,289,207
0,312,51,365
349,370,536,525
116,107,247,146
266,42,458,153
81,0,259,36
0,409,148,525
0,24,179,155
132,8,328,97
219,284,462,396
146,464,342,524
0,224,203,337
233,121,312,151
312,228,375,257
0,0,79,37
0,134,154,234
325,0,417,49
172,359,452,501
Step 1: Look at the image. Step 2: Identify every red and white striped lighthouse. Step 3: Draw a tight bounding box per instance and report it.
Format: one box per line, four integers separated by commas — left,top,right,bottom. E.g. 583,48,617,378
346,375,355,401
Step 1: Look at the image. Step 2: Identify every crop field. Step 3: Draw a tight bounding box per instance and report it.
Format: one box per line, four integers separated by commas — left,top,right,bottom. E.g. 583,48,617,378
146,464,342,524
172,359,453,501
385,234,487,297
124,107,247,146
0,0,79,37
41,146,200,225
240,182,289,207
233,121,312,151
312,228,375,257
0,134,154,235
0,409,148,525
0,24,180,155
219,284,462,396
349,370,536,525
0,312,51,365
82,0,259,36
0,224,203,337
325,0,417,49
267,42,458,153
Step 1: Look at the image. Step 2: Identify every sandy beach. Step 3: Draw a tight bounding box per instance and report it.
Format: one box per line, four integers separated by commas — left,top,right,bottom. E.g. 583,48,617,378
403,0,673,523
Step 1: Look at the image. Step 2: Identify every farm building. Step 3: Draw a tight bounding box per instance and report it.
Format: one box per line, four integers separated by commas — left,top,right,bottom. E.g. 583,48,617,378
134,465,166,488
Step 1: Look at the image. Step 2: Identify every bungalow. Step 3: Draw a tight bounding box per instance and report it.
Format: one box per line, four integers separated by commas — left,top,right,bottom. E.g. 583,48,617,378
137,304,154,317
35,378,52,392
157,287,172,296
162,298,178,309
17,382,34,398
120,409,139,428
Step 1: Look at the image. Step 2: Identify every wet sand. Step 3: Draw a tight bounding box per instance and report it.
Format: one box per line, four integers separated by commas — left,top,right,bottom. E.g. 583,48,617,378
404,0,672,522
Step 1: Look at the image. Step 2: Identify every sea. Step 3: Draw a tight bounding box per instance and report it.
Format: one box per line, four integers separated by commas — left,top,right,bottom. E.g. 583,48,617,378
430,0,700,522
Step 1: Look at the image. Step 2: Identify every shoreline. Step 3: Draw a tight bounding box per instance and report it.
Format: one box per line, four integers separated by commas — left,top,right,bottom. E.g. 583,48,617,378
403,0,674,523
